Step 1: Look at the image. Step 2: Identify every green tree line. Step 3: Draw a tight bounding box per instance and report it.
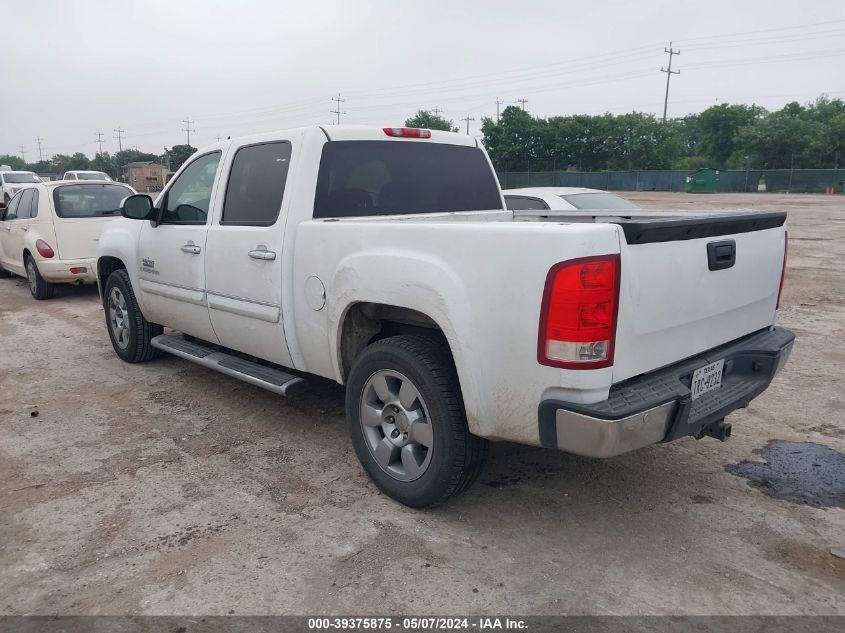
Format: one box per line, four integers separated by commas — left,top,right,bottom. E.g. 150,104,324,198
0,145,197,179
481,96,845,172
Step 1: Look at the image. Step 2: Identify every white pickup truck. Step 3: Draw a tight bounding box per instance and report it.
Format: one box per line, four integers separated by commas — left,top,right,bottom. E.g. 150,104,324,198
97,125,793,507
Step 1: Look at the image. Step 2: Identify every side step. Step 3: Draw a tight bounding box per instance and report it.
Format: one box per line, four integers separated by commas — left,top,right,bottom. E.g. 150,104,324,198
151,334,305,396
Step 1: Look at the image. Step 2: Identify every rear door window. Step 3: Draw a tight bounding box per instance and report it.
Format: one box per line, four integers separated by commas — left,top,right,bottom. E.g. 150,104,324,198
222,142,292,226
4,192,22,220
16,190,35,219
313,141,502,218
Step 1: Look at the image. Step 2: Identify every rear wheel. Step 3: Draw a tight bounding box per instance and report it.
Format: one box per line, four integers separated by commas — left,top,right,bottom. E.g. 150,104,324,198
346,334,488,508
25,256,55,300
104,269,162,363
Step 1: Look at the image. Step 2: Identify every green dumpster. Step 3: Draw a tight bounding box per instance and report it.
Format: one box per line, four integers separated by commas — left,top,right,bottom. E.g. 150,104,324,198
685,168,719,193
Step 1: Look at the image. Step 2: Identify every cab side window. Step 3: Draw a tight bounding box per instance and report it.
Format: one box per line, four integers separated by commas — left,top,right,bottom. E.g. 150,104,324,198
221,142,291,226
160,152,221,225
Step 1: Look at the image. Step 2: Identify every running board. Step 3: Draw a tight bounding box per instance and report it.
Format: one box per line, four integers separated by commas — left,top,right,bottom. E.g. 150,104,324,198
151,334,305,396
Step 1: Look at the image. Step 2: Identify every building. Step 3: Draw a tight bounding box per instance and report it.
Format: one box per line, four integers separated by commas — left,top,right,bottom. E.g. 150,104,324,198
123,161,167,193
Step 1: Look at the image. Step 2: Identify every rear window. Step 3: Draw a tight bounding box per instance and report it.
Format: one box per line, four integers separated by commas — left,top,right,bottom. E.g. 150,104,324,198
560,193,640,210
313,141,502,218
76,172,111,180
53,184,134,218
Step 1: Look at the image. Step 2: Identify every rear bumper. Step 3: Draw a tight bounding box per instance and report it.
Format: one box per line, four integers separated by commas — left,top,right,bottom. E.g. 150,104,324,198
38,257,98,283
538,327,795,458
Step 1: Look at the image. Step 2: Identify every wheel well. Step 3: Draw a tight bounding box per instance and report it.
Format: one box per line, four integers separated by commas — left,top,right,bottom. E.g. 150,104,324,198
97,256,126,287
22,248,31,262
339,302,447,380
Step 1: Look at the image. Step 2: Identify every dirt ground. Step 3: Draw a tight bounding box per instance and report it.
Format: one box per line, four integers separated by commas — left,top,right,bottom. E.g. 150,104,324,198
1,192,843,616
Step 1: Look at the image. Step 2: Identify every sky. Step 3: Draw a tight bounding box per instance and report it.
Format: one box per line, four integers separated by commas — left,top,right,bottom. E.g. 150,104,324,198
2,0,844,160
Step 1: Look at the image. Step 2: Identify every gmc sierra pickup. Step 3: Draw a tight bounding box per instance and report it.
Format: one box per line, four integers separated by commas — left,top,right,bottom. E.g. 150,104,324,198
97,125,793,507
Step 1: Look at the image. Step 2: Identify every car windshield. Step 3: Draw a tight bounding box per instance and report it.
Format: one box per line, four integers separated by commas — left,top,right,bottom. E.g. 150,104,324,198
560,192,640,210
4,173,39,183
53,184,134,218
76,172,110,180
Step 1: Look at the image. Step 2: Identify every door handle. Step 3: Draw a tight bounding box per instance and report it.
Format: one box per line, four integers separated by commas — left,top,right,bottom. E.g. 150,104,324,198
248,248,276,261
180,244,201,254
22,227,28,232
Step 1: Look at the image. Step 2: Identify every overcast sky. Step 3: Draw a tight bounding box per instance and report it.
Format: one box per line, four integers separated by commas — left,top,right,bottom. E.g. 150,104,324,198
2,0,844,159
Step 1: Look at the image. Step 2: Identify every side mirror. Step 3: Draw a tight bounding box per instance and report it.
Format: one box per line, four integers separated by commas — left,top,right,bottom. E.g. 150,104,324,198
121,194,156,220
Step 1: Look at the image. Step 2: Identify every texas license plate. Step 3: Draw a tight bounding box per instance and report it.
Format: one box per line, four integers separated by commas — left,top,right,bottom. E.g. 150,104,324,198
690,359,725,400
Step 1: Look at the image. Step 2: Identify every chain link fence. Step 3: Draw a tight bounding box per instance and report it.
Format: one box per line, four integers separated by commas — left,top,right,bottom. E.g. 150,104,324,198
497,169,845,194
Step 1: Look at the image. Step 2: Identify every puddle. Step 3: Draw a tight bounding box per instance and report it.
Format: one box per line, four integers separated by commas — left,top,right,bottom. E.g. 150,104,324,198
726,441,845,509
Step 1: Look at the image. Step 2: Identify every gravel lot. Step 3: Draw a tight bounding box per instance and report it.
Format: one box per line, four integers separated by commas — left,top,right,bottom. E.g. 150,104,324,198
1,192,843,615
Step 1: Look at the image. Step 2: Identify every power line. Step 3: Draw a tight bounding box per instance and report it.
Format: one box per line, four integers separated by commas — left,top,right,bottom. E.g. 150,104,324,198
113,128,125,152
35,137,43,162
181,118,195,146
461,115,475,134
661,42,680,123
516,98,528,111
96,131,105,154
330,93,346,125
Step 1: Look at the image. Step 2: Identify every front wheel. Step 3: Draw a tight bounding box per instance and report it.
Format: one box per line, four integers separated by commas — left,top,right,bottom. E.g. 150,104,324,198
104,269,162,363
346,334,488,508
26,256,55,300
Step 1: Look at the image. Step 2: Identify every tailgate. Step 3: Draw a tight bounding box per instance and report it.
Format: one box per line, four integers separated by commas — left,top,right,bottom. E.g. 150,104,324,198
612,211,787,382
51,217,113,260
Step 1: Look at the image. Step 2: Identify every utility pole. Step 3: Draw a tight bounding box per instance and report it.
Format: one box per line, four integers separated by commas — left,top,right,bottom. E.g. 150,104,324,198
461,116,475,135
215,135,222,142
35,137,43,162
661,42,680,123
516,98,528,112
163,147,171,171
495,98,503,122
114,128,125,152
431,106,443,117
330,93,346,125
181,118,195,147
96,131,105,155
18,145,25,162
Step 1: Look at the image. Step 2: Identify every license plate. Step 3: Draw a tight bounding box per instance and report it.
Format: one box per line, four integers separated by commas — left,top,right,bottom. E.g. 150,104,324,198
690,359,725,400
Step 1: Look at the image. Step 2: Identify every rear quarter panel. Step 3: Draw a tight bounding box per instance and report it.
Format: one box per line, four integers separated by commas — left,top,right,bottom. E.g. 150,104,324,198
292,219,621,445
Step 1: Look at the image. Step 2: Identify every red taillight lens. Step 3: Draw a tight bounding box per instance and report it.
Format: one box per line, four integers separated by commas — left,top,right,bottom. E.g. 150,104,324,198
538,255,620,369
35,239,54,258
383,127,432,138
776,232,787,309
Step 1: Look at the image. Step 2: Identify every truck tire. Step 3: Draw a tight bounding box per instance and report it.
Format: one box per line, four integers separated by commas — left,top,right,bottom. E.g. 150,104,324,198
104,269,162,363
346,334,488,508
25,255,55,300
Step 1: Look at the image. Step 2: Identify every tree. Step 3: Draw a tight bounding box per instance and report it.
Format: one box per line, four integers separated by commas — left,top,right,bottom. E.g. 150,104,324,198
694,104,765,168
0,155,27,170
163,144,196,172
404,110,459,132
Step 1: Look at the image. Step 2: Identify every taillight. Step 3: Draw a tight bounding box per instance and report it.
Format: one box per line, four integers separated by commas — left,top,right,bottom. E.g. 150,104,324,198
35,239,54,258
383,127,432,138
776,231,788,309
538,255,621,369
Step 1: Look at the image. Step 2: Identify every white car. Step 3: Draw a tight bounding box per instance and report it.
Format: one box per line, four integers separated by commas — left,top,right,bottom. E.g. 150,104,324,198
97,125,792,507
1,171,41,208
503,187,641,212
62,170,113,181
0,180,135,299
